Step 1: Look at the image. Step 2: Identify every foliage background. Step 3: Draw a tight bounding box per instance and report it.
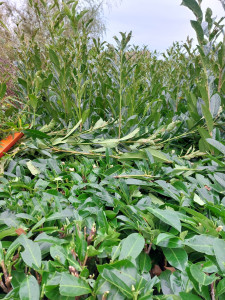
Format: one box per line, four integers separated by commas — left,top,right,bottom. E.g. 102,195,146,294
0,0,225,299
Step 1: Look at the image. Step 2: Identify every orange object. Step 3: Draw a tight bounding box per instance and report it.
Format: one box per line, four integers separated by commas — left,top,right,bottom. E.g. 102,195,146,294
0,132,24,158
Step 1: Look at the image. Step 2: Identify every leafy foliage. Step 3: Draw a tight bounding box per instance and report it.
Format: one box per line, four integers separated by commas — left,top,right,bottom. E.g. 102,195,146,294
0,0,225,299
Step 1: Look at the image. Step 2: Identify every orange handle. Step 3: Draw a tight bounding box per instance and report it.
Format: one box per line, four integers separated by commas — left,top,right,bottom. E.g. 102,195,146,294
0,132,24,158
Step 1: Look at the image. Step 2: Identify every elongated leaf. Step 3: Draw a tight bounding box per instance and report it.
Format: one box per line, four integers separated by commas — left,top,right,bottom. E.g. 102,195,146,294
119,233,145,260
92,138,119,148
119,151,146,161
28,94,38,110
198,127,213,152
50,245,67,264
92,118,108,130
63,120,82,139
138,252,152,273
0,227,17,240
59,273,91,297
94,276,124,298
120,128,139,141
163,248,188,271
147,207,181,232
191,20,204,43
155,233,182,248
0,241,3,262
153,295,180,300
39,119,56,133
180,292,202,300
35,233,67,245
23,129,50,140
206,139,225,156
146,148,172,163
19,275,40,300
156,180,180,202
19,235,41,269
119,149,172,163
52,120,82,145
210,94,221,118
0,83,6,99
101,268,133,298
181,0,203,21
201,104,213,133
49,49,60,71
5,238,20,261
213,239,225,274
190,264,217,286
26,161,40,176
0,211,20,228
4,287,19,299
184,235,215,255
216,278,225,297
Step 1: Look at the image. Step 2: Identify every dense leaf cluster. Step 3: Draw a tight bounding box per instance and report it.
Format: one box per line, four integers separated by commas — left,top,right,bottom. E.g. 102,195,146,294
0,0,225,299
0,139,225,299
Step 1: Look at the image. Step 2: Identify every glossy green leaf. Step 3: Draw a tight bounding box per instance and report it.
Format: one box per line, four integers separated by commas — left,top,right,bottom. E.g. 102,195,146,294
213,239,225,274
201,104,214,134
216,278,225,297
49,48,60,71
155,233,182,248
28,94,38,110
191,20,204,43
147,207,181,232
26,161,40,176
180,292,202,300
19,275,40,300
210,94,221,118
19,235,41,269
163,248,188,271
119,233,145,260
120,128,139,141
206,139,225,156
190,264,217,286
101,268,133,298
50,245,67,264
23,129,50,140
0,83,6,99
184,235,215,255
137,252,152,273
59,273,91,297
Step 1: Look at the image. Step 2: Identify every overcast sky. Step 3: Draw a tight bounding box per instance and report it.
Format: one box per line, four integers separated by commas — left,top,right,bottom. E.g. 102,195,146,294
103,0,224,51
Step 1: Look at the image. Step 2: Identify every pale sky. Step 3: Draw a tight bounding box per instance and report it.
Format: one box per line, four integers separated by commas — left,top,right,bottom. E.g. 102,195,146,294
10,0,224,51
103,0,224,51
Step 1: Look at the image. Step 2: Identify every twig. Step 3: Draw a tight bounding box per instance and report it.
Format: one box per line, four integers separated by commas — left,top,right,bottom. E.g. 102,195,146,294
76,224,80,237
69,266,79,277
218,67,223,93
51,147,120,159
211,282,216,300
1,261,8,284
0,280,8,293
0,261,12,293
35,271,42,285
145,243,152,254
1,261,11,290
82,254,88,267
84,227,87,240
87,224,96,245
71,249,77,261
102,291,109,300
